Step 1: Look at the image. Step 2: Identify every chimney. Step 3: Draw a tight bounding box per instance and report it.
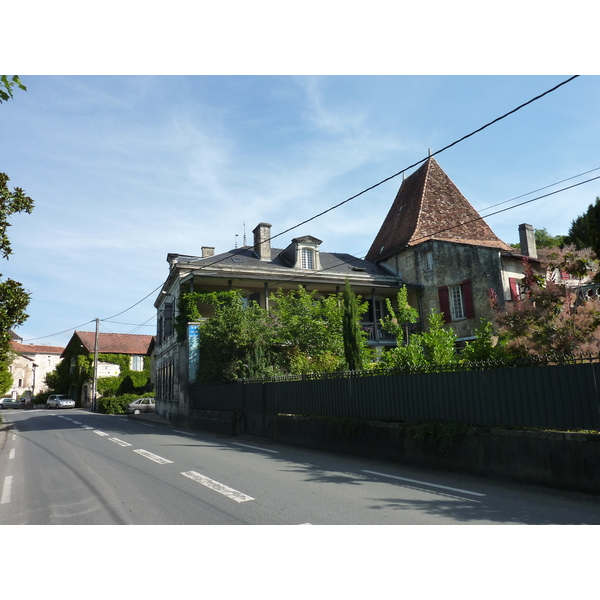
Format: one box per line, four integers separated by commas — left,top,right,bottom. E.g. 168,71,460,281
201,246,215,258
252,222,272,260
518,223,537,259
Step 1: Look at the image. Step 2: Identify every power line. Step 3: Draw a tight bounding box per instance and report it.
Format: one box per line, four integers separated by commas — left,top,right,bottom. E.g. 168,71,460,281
190,75,581,273
19,76,581,343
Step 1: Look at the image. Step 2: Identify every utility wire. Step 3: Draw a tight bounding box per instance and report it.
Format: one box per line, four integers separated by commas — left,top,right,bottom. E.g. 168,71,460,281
190,75,581,273
19,75,581,343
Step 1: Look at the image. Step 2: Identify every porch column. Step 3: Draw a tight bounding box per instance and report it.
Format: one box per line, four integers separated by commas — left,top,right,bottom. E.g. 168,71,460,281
264,282,269,311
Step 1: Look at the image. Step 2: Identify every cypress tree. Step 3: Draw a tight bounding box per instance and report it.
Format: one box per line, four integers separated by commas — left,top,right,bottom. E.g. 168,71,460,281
342,279,363,371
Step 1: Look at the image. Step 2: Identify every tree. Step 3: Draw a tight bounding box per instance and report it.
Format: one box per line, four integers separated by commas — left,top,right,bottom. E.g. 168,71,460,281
380,285,419,345
341,279,365,371
564,198,600,281
270,286,348,374
0,77,33,366
0,75,26,104
492,251,600,355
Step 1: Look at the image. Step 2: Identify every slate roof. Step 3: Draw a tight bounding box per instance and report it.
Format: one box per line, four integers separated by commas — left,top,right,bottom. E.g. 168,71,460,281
11,341,65,355
183,246,395,279
366,158,514,262
65,331,155,357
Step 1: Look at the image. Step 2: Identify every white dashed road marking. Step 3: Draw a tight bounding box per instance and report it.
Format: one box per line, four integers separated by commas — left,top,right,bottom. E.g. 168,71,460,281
233,442,279,454
181,471,255,503
9,449,15,460
93,430,110,437
173,430,196,436
108,438,132,447
133,449,173,465
362,470,486,497
1,476,13,504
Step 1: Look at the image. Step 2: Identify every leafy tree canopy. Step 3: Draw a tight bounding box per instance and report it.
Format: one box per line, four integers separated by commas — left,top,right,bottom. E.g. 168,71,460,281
0,75,26,104
510,227,565,251
0,77,33,364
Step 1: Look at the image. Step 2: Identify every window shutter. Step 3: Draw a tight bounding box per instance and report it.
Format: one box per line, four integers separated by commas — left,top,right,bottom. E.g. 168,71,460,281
462,279,475,319
438,286,451,323
509,277,519,301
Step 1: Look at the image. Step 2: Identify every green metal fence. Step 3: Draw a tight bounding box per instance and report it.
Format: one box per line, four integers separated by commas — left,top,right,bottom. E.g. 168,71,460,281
189,356,600,431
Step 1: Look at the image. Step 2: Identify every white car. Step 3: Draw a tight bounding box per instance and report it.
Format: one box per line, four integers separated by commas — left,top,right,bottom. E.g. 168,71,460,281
47,394,75,409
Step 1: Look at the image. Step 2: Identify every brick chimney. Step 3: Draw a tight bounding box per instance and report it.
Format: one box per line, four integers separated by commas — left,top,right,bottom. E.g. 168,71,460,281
252,222,272,260
201,246,215,258
518,223,537,259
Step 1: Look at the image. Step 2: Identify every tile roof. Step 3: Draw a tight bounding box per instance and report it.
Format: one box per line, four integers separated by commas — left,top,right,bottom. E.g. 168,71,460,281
366,157,515,262
10,341,65,355
69,331,154,356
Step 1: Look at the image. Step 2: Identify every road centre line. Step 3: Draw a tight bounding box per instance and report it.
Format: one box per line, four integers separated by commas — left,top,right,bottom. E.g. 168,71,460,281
232,442,279,454
9,449,15,460
133,449,173,465
181,471,255,503
1,476,12,504
362,470,486,497
93,431,110,437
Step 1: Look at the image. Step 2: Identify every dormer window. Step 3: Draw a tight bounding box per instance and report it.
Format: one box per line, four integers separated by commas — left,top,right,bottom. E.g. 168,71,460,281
302,247,314,269
281,235,323,270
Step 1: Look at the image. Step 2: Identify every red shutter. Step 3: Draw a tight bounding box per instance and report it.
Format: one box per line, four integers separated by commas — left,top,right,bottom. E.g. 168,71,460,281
509,277,519,301
438,286,451,323
462,279,475,319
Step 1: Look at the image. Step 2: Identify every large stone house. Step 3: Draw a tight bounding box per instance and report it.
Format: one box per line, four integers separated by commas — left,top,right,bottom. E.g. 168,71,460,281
8,333,64,399
153,223,417,423
366,157,538,344
153,157,541,424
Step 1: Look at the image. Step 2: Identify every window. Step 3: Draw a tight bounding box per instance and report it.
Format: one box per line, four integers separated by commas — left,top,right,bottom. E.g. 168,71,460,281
438,280,475,323
509,277,521,301
449,285,465,320
130,355,144,371
301,247,314,269
425,251,433,272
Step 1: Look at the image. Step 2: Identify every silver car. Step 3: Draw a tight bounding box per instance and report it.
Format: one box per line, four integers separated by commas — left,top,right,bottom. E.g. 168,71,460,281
47,394,75,409
0,397,25,409
126,398,155,414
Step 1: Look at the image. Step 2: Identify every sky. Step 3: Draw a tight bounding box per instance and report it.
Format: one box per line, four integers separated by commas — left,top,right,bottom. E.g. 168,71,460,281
3,74,600,348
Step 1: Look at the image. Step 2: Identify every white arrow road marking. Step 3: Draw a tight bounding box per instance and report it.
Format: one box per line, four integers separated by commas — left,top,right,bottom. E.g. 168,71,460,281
133,449,173,465
1,476,13,504
108,438,132,447
362,470,486,497
181,471,255,503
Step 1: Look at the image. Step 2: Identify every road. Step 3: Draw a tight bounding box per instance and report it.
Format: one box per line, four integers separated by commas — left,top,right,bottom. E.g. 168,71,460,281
2,408,600,525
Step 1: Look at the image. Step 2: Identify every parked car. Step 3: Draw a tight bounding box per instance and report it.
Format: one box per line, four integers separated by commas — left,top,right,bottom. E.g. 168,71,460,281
46,394,75,409
126,398,155,414
0,397,25,409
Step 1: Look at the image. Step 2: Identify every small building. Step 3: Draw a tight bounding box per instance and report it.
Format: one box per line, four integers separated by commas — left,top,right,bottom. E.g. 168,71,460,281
8,337,64,399
59,331,155,406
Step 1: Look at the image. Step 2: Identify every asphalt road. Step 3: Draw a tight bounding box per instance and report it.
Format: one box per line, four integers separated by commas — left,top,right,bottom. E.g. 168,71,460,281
2,408,600,525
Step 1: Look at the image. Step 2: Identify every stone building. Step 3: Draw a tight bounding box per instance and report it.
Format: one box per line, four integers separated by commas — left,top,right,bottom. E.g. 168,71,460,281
8,336,65,399
366,157,538,343
153,223,412,424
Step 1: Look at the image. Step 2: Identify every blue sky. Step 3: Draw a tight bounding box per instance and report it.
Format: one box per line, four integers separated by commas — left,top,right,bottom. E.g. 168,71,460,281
3,74,600,348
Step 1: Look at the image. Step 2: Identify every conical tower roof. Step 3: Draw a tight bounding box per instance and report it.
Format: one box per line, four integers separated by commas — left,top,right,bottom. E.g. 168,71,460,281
366,158,514,262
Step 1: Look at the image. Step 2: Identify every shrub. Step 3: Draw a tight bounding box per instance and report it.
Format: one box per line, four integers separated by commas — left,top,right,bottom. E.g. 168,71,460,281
98,393,146,414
